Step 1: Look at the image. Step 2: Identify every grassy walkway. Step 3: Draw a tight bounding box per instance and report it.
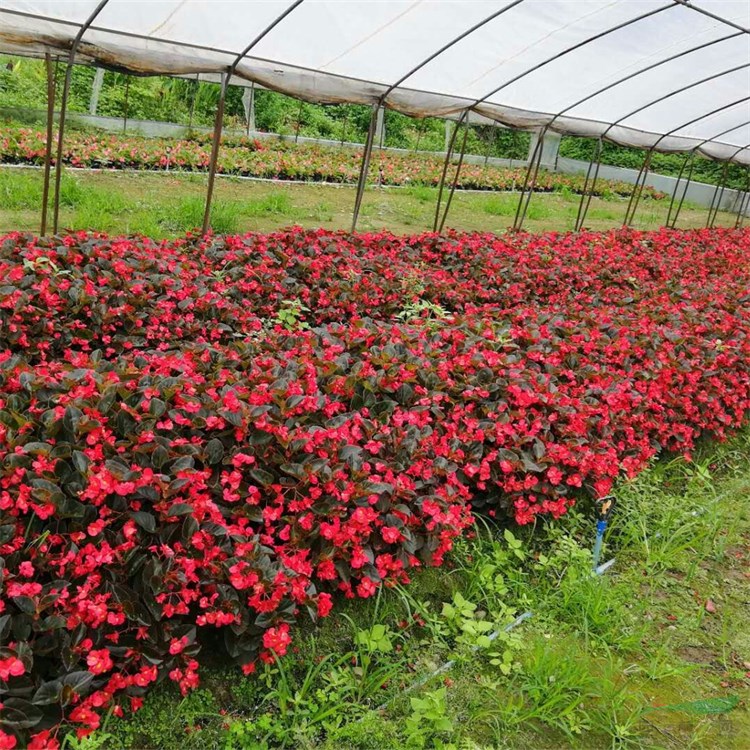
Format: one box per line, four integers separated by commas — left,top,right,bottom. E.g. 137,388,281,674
0,167,738,237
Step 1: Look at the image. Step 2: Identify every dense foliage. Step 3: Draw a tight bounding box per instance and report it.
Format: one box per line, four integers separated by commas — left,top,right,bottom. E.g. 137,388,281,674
0,126,667,199
2,55,747,189
1,227,749,747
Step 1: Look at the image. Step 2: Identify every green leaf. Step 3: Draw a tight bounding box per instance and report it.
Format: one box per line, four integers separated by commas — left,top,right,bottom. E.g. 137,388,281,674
205,438,225,465
250,468,274,487
647,695,740,715
131,511,156,533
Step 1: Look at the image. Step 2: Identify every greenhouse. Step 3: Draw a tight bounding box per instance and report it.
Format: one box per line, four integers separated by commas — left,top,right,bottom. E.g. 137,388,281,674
0,2,749,748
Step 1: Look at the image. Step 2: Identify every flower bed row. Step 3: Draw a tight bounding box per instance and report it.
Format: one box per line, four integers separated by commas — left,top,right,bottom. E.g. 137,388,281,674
1,226,749,747
0,125,668,199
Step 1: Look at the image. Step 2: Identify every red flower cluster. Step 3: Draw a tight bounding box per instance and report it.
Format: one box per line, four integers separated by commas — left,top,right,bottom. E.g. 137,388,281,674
0,125,666,199
1,226,749,745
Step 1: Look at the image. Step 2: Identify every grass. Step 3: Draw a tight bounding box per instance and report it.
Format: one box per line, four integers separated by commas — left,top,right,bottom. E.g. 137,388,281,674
0,166,739,238
71,427,750,750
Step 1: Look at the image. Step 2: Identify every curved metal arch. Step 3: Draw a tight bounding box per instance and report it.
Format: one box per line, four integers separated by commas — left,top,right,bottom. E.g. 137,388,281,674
51,0,110,234
458,1,677,231
546,31,743,133
665,151,696,227
202,0,305,233
351,0,526,232
579,110,750,229
673,0,750,36
621,99,750,226
395,2,676,234
576,112,750,230
470,2,677,115
535,62,749,230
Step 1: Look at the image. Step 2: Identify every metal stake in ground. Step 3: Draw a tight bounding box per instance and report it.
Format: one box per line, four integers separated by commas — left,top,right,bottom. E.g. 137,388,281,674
735,168,750,228
574,137,603,231
52,0,111,234
351,104,379,232
201,71,229,235
40,53,56,236
437,117,471,234
665,151,696,229
706,162,730,228
201,0,305,234
623,149,654,227
122,76,130,134
433,111,467,232
513,127,547,232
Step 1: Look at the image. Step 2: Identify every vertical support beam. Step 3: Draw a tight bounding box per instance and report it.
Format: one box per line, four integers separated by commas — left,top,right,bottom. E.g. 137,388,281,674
375,105,385,149
41,54,56,236
513,127,546,231
444,120,452,153
706,162,729,228
665,152,694,228
340,108,348,146
484,122,496,167
434,110,467,232
574,138,603,231
52,0,110,234
89,67,104,116
414,119,425,153
243,83,255,136
188,75,199,130
437,117,470,233
670,152,696,229
623,150,653,227
201,71,229,235
351,104,379,233
294,99,304,143
734,169,750,229
122,76,130,134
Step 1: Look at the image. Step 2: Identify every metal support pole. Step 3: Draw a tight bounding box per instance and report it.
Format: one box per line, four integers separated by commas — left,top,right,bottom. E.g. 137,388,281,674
201,71,229,235
376,106,386,150
89,67,105,116
670,154,698,228
513,127,546,231
41,54,56,236
52,0,111,234
294,99,304,143
122,76,130,134
188,75,198,130
484,123,497,167
437,119,471,233
351,104,379,233
414,120,425,153
666,152,695,228
574,138,603,231
340,109,348,146
200,0,305,233
735,169,750,228
244,82,255,137
623,150,653,227
706,162,730,227
433,111,467,232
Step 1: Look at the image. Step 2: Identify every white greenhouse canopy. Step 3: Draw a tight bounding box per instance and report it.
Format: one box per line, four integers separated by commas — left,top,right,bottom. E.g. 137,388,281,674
1,0,749,164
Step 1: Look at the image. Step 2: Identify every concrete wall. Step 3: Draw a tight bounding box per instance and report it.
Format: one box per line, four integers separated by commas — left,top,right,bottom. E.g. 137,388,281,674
557,156,746,215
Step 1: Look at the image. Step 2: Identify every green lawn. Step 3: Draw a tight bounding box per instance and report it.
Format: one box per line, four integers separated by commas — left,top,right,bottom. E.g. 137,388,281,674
74,429,750,750
0,166,738,237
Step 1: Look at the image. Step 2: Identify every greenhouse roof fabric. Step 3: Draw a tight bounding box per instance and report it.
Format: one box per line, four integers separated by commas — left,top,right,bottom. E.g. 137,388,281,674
1,0,750,163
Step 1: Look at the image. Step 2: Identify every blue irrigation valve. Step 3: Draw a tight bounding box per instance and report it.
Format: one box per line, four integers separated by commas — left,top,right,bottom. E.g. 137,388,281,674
592,495,616,569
